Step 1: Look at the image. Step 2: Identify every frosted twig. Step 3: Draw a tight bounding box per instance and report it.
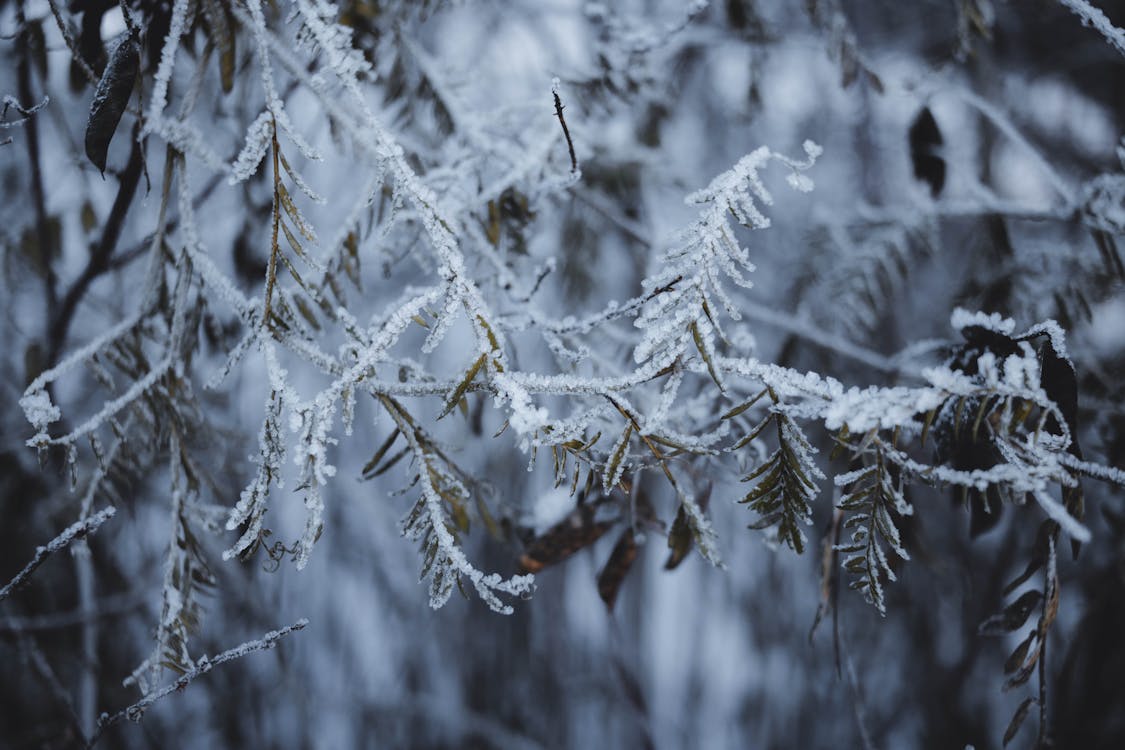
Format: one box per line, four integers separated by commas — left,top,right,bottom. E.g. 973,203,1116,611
0,507,116,602
0,589,148,633
0,93,50,127
87,619,309,747
551,78,579,173
30,356,173,448
44,0,98,85
739,299,903,374
10,625,88,744
145,0,190,128
1059,0,1125,56
839,626,879,750
1057,452,1125,485
949,87,1076,204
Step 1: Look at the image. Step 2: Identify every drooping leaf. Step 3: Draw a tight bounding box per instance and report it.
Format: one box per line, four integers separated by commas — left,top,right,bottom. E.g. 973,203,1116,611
1004,631,1036,675
664,504,693,570
908,106,944,197
85,36,138,174
202,0,236,94
978,589,1042,636
1002,696,1036,747
597,528,638,611
518,505,614,574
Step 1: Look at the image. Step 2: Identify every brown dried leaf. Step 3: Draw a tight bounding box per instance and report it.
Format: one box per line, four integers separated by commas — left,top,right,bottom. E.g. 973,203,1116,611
597,528,638,611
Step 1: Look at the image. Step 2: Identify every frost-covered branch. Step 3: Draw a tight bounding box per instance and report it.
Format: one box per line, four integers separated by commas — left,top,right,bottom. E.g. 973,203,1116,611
0,507,116,603
87,619,309,748
1059,0,1125,56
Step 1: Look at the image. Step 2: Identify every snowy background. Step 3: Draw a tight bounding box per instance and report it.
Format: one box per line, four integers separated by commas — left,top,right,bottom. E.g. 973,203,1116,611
3,1,1125,748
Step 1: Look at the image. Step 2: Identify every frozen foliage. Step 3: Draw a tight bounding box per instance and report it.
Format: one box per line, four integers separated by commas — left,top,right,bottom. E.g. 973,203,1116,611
5,1,1125,748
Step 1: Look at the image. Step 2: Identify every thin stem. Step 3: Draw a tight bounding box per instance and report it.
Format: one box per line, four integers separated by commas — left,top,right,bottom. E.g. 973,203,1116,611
263,117,282,329
47,136,146,368
0,507,116,603
86,619,308,748
45,0,99,86
16,0,59,340
551,80,578,173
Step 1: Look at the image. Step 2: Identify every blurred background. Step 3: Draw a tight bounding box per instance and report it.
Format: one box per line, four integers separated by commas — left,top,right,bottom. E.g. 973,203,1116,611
2,1,1125,748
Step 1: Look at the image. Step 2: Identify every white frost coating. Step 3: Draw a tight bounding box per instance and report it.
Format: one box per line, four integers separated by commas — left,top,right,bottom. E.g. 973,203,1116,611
1059,0,1125,56
492,372,549,436
821,385,945,432
398,428,535,614
679,491,725,569
28,358,172,448
633,143,821,373
147,116,229,173
1033,488,1091,543
229,110,274,184
144,0,191,129
1025,318,1072,363
950,307,1016,334
19,390,61,435
290,394,339,570
96,619,307,737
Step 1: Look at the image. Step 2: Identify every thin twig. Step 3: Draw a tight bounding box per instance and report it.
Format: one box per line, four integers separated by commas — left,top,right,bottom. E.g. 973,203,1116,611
740,299,903,375
16,0,59,336
551,78,578,173
86,618,309,748
839,626,879,750
0,589,148,633
0,507,117,602
45,0,100,86
47,136,146,368
74,539,97,736
12,625,89,745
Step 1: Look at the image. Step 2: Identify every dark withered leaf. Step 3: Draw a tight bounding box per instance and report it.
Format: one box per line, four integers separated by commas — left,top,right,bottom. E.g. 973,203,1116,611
517,506,614,574
1004,631,1036,675
1039,335,1080,457
908,106,944,197
1003,697,1036,747
664,504,693,570
85,36,139,174
202,0,236,93
597,528,638,611
979,589,1042,636
1003,522,1051,596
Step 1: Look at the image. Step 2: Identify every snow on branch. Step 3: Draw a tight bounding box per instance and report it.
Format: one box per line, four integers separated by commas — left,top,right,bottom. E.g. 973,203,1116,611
1059,0,1125,56
87,619,308,747
380,394,535,613
634,141,821,390
0,507,116,603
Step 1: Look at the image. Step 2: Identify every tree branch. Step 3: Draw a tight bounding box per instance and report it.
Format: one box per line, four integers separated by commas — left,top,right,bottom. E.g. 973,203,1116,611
0,507,116,603
86,618,309,748
47,134,146,368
